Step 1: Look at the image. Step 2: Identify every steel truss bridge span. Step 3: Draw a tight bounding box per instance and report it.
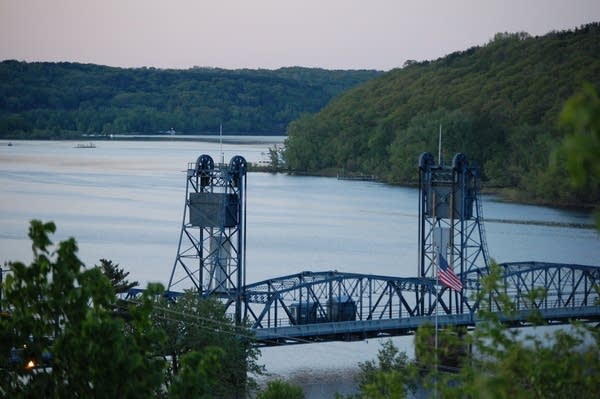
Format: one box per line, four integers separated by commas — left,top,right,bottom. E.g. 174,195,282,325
242,262,600,346
155,152,600,347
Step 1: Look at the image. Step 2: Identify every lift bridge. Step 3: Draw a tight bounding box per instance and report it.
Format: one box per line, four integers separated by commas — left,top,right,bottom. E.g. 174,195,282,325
144,152,600,346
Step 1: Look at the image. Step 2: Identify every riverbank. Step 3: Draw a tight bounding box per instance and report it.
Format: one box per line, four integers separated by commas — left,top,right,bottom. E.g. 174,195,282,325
0,133,285,143
481,187,599,212
283,166,597,213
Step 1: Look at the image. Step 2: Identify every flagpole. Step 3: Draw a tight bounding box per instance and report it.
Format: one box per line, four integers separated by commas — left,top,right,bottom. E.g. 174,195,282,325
434,252,439,399
433,230,439,398
219,123,224,165
438,124,442,164
432,159,441,398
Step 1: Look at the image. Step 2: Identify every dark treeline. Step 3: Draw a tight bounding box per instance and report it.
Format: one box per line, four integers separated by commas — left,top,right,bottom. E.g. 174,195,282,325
284,23,600,207
0,62,380,137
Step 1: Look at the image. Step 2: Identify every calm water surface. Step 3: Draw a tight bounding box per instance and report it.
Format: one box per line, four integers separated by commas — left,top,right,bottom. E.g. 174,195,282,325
1,139,598,398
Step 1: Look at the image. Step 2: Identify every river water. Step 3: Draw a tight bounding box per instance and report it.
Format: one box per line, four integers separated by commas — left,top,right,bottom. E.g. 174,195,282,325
1,138,599,397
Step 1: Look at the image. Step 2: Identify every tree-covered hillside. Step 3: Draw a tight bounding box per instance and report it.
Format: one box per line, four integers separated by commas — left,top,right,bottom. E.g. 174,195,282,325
284,23,600,206
0,62,380,137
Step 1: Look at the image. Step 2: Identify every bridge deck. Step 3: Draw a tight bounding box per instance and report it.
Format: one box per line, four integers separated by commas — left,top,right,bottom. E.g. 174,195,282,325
253,306,600,346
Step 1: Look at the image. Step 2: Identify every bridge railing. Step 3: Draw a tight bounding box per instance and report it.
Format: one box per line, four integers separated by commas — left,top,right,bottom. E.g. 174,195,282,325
463,262,600,317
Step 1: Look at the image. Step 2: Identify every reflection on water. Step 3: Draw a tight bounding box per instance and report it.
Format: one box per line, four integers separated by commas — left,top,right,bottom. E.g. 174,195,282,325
1,139,599,398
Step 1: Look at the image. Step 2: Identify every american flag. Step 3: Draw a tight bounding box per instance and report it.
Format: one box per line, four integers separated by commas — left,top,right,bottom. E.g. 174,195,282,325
438,253,463,292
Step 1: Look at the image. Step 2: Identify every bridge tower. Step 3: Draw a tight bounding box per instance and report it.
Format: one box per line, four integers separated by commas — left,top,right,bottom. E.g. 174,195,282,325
167,154,248,323
417,152,489,312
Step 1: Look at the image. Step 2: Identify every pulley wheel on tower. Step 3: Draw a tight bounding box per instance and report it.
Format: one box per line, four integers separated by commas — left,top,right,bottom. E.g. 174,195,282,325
196,154,214,186
229,155,247,187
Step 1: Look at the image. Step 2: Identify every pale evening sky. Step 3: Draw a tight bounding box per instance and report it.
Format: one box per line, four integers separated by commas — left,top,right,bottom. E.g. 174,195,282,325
1,0,599,71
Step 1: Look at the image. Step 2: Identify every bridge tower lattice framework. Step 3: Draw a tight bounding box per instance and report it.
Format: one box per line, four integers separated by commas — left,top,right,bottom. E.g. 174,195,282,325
167,154,248,324
417,152,490,314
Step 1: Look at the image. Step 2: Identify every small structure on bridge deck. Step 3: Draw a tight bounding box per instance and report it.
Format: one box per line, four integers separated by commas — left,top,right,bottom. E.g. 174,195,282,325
167,154,248,324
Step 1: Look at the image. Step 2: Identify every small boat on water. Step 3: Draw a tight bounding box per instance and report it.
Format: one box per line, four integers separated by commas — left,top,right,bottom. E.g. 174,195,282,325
74,142,96,149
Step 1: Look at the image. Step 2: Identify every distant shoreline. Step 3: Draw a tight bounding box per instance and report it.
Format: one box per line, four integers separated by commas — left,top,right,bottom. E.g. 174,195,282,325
1,134,286,145
108,134,286,145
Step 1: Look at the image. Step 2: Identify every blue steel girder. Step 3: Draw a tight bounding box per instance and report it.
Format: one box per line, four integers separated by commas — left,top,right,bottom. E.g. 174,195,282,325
121,263,599,345
242,271,460,330
240,263,599,344
462,262,600,315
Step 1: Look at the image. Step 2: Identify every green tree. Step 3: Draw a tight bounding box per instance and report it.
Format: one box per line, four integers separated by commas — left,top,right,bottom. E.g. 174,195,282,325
352,339,416,399
442,263,600,398
267,144,285,171
558,84,600,227
152,291,264,397
96,258,139,294
257,379,306,399
0,220,166,398
284,113,333,171
351,263,600,398
168,347,225,399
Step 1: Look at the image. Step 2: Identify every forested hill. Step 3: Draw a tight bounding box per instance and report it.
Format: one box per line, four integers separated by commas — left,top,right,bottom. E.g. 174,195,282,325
285,23,600,206
0,62,380,137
